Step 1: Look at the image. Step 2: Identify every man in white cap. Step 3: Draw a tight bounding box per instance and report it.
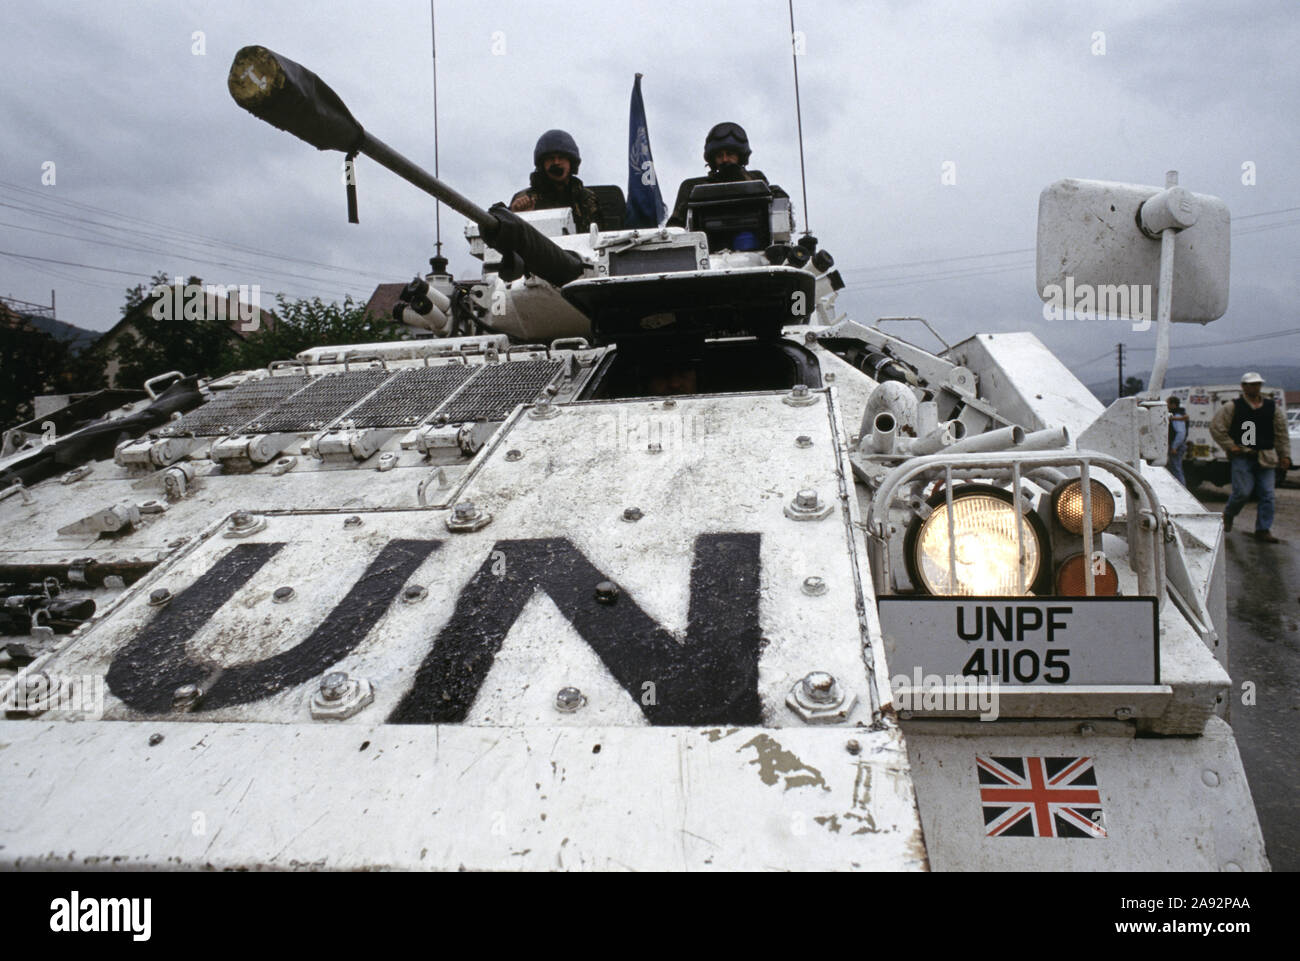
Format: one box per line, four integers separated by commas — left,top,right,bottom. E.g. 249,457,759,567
1210,372,1291,542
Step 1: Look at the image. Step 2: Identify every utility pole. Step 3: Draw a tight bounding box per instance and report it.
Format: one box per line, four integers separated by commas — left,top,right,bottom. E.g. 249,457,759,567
1116,342,1124,398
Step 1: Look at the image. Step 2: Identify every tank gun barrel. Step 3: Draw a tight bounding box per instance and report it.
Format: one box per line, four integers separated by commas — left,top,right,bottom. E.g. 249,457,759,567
227,46,583,286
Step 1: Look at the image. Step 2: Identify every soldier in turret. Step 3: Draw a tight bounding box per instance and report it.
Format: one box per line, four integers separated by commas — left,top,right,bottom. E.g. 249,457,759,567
509,129,601,232
666,122,788,228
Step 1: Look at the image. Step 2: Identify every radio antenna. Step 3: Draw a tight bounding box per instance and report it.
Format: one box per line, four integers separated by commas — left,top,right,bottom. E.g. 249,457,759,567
787,0,810,236
429,0,443,261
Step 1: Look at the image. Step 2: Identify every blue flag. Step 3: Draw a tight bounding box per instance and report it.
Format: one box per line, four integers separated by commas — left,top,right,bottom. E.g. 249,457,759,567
625,74,665,228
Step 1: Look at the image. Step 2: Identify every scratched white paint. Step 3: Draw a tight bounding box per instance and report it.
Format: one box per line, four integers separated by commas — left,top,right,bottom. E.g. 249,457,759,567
0,721,926,871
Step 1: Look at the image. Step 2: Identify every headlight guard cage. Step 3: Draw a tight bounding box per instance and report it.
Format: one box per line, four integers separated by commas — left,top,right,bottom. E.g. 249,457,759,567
865,450,1166,604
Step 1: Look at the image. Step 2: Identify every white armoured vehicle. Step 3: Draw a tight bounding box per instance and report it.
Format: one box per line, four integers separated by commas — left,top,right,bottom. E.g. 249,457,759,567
0,48,1266,871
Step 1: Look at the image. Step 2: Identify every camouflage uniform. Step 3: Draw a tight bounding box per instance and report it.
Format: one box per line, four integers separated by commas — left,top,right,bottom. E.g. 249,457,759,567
510,171,601,232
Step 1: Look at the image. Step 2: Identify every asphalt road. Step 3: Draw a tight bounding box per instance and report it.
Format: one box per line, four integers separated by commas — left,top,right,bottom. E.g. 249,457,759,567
1194,479,1300,872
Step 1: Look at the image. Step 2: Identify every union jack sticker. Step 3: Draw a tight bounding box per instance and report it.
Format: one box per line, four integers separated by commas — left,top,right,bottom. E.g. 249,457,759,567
977,756,1106,839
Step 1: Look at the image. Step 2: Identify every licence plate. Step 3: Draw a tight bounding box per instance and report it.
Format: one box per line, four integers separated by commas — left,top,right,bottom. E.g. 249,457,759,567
878,597,1159,686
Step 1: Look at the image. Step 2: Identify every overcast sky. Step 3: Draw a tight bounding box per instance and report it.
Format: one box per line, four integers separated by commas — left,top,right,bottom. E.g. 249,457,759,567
2,0,1296,386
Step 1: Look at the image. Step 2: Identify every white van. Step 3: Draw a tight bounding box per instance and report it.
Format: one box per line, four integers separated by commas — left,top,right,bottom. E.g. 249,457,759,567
1161,385,1288,489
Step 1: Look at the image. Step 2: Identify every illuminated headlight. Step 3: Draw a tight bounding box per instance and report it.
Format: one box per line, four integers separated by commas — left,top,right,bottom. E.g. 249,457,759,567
1056,552,1120,596
1052,478,1115,534
904,485,1049,596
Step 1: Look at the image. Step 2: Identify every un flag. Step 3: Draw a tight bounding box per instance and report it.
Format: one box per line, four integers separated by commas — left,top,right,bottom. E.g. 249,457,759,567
625,74,665,228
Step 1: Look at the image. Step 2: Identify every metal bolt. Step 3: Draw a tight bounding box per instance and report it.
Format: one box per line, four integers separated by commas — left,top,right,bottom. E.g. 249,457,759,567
845,739,861,756
662,398,677,410
343,515,362,528
231,511,254,528
647,442,663,453
148,733,164,746
802,671,838,704
622,507,643,522
148,588,172,607
802,576,827,596
824,372,836,383
1202,769,1220,788
172,684,200,710
505,449,523,462
791,384,809,398
273,586,294,603
595,581,620,604
453,501,479,522
795,435,813,448
402,584,427,603
320,672,350,702
795,489,820,510
1115,706,1134,720
1078,723,1096,736
555,686,584,713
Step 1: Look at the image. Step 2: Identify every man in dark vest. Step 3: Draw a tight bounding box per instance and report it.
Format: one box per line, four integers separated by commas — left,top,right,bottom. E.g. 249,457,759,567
509,129,601,232
1210,372,1292,542
666,122,789,229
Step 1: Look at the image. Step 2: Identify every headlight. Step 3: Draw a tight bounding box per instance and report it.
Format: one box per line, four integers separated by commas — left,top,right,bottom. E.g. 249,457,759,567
904,485,1048,596
1052,478,1115,534
1056,552,1119,596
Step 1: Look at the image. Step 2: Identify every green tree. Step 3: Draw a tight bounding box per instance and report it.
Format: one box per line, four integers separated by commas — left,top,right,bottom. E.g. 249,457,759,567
109,275,235,388
121,270,172,317
1121,376,1144,397
231,294,404,370
0,321,71,427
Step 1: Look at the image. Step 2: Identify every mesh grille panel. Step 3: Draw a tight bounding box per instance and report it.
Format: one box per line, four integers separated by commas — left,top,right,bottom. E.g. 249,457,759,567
245,369,392,432
159,376,312,437
434,360,562,422
342,365,474,428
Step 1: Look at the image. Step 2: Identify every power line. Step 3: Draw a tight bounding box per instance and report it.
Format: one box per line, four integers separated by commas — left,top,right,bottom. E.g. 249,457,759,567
844,260,1034,291
834,204,1300,287
1237,205,1300,219
0,249,366,307
0,181,392,284
1125,327,1300,352
0,214,373,297
0,198,384,292
838,247,1034,276
1073,346,1120,369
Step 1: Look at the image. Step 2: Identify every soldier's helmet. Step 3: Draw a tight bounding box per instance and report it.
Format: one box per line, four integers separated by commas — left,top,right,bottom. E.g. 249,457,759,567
534,129,581,174
703,122,751,167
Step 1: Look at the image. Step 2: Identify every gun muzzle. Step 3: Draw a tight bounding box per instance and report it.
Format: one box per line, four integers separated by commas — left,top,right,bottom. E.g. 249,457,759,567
228,46,365,153
228,46,585,288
